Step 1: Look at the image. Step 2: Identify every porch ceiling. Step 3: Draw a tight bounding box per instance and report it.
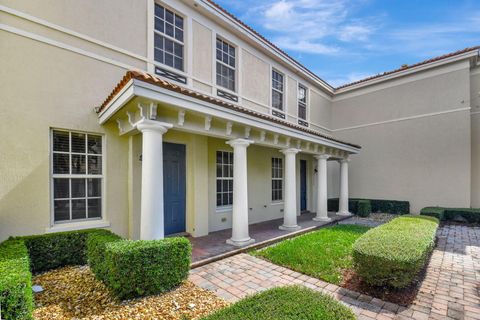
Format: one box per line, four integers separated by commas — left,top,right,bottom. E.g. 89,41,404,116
97,70,361,155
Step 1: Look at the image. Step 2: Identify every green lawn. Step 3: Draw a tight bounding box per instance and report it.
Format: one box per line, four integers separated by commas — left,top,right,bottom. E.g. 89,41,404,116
200,286,355,320
252,224,370,285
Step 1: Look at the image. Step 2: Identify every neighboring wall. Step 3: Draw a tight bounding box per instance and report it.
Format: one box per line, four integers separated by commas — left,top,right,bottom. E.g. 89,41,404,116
471,66,480,207
331,61,472,212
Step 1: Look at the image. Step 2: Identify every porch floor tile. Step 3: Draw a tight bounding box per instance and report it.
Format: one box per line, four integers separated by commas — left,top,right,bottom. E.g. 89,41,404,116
189,211,346,263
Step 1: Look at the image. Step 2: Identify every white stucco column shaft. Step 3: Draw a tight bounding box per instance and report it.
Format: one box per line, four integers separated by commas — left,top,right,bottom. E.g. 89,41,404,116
226,138,255,247
314,154,331,222
137,119,173,240
338,158,351,216
280,148,301,231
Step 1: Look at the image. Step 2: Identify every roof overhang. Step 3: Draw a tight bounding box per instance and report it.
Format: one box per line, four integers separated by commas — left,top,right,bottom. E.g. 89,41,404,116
98,75,361,155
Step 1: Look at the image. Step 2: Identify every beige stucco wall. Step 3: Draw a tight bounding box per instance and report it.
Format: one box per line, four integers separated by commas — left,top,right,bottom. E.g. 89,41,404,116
0,30,131,241
470,69,480,207
241,49,270,106
191,20,212,87
332,63,472,212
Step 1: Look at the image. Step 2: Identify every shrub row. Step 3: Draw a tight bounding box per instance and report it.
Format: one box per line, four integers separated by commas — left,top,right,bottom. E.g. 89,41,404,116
1,228,191,318
357,200,372,217
352,215,439,288
103,238,191,299
0,239,33,320
328,198,410,215
420,207,480,223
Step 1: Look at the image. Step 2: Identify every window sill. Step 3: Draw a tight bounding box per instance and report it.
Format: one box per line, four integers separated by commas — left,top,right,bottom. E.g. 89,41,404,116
216,206,232,213
45,220,110,233
271,202,284,206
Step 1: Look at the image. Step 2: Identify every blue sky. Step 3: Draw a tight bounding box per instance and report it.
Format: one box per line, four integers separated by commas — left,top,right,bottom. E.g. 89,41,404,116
214,0,480,87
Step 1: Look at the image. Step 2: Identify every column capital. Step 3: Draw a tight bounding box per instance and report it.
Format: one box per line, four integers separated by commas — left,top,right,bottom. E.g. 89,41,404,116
226,138,254,148
280,148,300,155
314,154,331,160
338,157,351,163
136,119,173,134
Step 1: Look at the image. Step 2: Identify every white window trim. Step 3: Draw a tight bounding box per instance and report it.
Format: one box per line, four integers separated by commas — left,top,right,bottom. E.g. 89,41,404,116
215,150,234,209
49,128,108,228
153,2,187,72
213,34,239,96
271,157,284,202
271,68,286,115
297,83,309,122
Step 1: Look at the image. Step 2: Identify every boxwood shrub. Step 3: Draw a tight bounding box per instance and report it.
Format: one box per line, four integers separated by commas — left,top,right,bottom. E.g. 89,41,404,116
86,229,123,282
201,285,356,320
103,237,191,299
0,239,33,320
352,215,439,288
421,207,480,223
420,207,445,220
20,229,98,273
357,200,372,217
1,228,191,318
328,198,409,215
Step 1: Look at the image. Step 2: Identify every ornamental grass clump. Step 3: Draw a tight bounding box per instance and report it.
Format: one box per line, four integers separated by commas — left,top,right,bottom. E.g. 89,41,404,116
352,215,439,288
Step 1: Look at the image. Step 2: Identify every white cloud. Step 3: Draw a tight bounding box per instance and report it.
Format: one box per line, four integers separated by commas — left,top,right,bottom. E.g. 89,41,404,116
243,0,373,55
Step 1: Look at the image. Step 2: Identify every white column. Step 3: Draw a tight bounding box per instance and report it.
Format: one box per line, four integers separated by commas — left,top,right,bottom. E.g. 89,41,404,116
137,119,173,240
338,158,351,216
226,138,255,247
280,148,301,231
314,154,331,222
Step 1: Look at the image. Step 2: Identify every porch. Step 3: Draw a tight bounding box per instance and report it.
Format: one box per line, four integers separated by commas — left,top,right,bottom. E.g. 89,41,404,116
189,211,350,265
98,70,361,245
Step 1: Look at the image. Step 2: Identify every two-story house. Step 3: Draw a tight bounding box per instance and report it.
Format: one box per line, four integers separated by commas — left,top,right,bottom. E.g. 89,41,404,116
1,0,479,244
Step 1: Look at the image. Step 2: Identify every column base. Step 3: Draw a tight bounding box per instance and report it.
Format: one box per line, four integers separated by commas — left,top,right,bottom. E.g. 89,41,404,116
226,238,255,247
313,216,332,222
337,211,352,216
279,224,301,231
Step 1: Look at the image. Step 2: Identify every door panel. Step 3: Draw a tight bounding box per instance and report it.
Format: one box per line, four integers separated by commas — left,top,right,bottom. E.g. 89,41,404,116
163,142,186,235
300,160,307,211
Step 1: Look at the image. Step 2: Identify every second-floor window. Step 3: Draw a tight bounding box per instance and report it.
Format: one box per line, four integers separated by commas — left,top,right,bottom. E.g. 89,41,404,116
298,84,307,120
154,4,184,71
272,70,284,111
216,38,236,92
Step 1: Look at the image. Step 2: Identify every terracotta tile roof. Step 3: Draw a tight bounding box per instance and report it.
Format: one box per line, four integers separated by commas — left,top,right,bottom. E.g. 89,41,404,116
203,0,333,92
335,46,480,90
98,70,361,149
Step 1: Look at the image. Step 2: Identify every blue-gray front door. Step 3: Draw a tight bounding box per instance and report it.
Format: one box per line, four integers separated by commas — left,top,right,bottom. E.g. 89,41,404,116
300,160,307,211
163,142,186,235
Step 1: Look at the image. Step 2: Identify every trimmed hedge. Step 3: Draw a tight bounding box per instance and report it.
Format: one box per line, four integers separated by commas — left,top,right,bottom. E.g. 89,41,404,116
357,200,372,217
420,207,480,223
20,229,98,273
1,228,192,318
103,237,191,300
201,285,356,320
86,229,123,282
352,215,439,288
328,198,410,215
0,239,33,320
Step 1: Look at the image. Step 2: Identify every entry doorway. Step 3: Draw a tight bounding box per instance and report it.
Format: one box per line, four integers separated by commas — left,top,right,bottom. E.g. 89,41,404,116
300,159,307,212
163,142,186,235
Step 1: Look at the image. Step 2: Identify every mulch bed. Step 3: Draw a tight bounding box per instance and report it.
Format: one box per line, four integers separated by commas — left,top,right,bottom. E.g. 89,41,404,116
33,266,229,320
341,269,421,306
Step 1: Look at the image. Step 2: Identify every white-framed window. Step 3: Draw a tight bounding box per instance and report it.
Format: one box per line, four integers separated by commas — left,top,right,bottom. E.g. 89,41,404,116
272,69,284,111
216,151,233,207
216,37,236,92
298,84,307,120
272,157,283,201
154,3,184,71
51,130,103,223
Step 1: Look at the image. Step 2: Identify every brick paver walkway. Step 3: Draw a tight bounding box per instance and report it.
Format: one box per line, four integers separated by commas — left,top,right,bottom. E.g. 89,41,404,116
189,225,480,319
